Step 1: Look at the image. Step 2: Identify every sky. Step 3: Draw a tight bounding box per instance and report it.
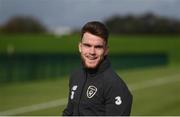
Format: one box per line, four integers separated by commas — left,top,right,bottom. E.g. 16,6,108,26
0,0,180,30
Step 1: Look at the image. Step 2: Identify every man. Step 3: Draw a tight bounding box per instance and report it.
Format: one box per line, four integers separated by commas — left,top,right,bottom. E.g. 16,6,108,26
63,21,133,116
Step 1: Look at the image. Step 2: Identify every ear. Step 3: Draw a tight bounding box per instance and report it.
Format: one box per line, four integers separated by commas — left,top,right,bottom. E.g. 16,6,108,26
104,46,109,56
79,42,82,53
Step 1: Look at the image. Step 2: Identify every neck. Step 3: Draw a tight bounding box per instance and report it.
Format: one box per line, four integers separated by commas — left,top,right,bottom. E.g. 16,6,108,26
83,56,110,75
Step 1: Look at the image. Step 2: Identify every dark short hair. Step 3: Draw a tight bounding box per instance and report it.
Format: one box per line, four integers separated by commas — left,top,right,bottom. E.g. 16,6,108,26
81,21,109,45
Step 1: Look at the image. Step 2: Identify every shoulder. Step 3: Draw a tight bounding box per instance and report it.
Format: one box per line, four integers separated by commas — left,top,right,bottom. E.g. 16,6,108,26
102,68,133,101
103,67,124,85
103,67,131,94
70,67,83,77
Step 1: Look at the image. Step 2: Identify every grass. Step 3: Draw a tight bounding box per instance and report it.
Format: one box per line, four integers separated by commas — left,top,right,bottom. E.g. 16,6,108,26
0,34,179,54
0,77,68,112
0,34,180,64
132,81,180,115
0,34,79,54
0,65,180,115
119,65,180,115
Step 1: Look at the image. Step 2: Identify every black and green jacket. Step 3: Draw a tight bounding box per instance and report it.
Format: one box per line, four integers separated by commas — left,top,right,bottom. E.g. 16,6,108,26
63,56,133,116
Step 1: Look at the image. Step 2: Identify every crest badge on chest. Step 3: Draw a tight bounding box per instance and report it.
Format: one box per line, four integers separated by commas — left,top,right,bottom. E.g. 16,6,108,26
86,85,97,98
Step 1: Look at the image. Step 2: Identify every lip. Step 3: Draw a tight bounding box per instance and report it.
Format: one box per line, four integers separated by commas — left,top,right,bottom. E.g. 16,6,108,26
86,56,97,60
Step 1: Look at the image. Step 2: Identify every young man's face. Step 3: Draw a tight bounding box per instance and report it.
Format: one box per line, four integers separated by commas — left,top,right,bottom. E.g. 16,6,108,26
79,32,108,69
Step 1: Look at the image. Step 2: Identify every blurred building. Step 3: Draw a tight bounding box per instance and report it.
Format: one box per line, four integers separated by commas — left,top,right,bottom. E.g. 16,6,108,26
50,27,73,36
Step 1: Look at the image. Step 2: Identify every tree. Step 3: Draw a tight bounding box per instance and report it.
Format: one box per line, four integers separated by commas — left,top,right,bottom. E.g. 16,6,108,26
104,13,180,34
1,15,46,33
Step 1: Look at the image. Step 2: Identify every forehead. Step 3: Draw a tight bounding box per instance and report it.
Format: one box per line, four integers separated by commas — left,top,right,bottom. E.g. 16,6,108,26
82,32,105,45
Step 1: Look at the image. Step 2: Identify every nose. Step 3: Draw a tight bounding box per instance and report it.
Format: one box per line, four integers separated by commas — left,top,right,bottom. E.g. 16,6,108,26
89,47,95,55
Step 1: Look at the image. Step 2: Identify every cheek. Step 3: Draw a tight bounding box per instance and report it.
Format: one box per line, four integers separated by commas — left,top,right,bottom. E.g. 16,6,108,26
97,50,106,56
80,48,88,55
80,49,87,56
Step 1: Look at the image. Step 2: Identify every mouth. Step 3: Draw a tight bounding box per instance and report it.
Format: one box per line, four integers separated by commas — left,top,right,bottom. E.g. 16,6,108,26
86,55,98,62
82,55,100,68
86,56,98,64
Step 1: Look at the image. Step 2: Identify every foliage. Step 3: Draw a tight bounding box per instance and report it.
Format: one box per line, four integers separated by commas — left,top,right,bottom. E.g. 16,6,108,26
104,13,180,34
1,16,47,33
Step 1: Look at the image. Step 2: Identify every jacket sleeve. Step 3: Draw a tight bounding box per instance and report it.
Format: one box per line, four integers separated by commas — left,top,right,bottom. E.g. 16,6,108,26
104,79,133,116
62,77,73,116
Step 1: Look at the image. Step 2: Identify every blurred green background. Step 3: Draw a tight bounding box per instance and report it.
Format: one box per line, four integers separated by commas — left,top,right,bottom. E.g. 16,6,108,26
0,0,180,116
0,34,180,116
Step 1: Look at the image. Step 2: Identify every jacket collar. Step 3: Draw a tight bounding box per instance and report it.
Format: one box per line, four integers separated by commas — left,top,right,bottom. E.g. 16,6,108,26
83,56,111,76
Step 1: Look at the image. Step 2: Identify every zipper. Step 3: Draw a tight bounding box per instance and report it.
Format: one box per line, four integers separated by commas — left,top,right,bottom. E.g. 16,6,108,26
77,69,87,115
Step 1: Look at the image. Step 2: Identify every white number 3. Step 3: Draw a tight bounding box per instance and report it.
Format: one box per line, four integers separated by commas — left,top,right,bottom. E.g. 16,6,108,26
115,96,122,105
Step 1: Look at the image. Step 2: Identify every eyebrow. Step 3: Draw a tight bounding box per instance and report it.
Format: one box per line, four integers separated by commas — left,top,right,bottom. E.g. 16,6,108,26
82,43,104,48
82,43,91,47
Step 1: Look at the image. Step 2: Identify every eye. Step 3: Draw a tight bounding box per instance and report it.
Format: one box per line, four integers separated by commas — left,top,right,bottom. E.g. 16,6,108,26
95,45,103,49
82,43,91,48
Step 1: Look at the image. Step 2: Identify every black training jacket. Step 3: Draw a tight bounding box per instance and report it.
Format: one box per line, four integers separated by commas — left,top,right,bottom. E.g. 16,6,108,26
63,57,133,116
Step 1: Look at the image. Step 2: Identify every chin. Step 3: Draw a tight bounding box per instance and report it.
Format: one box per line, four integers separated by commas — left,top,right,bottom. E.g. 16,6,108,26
86,65,96,69
85,63,97,69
